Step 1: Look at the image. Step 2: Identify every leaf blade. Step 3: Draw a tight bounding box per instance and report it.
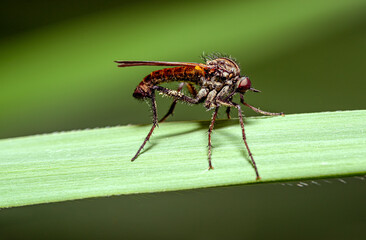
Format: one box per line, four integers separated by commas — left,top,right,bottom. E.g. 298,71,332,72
1,110,365,208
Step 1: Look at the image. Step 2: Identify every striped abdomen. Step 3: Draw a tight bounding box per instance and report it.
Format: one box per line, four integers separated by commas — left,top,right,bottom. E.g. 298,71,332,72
133,66,206,99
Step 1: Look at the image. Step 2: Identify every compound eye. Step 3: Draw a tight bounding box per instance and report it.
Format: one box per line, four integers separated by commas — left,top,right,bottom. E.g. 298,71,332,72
237,77,251,92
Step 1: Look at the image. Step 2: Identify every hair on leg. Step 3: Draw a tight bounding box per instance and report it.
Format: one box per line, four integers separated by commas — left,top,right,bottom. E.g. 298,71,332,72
235,103,261,180
131,91,159,161
208,107,219,170
240,94,284,116
159,83,185,123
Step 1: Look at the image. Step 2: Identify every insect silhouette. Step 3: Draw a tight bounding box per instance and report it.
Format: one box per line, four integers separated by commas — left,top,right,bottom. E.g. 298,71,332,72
115,53,283,180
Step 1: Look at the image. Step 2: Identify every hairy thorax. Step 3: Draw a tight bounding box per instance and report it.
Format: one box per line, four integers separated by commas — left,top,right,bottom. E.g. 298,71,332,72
199,57,241,109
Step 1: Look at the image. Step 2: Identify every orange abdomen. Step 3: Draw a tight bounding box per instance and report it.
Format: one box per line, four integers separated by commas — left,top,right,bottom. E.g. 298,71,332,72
133,66,206,99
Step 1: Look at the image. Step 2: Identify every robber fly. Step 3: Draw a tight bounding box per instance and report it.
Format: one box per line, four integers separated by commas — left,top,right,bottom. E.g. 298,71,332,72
115,53,283,180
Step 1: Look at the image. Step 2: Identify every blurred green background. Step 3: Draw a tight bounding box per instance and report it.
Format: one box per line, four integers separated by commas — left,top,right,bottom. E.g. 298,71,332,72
1,0,365,139
0,0,365,239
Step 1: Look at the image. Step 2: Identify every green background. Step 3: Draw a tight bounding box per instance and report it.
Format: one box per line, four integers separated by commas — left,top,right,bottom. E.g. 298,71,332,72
0,0,365,239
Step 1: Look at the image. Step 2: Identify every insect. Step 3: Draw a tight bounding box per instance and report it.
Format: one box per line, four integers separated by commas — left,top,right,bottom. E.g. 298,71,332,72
115,53,283,180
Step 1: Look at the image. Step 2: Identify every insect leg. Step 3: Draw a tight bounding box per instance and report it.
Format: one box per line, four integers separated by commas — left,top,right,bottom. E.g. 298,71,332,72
159,83,185,123
159,83,199,123
217,99,260,180
208,107,219,170
153,86,204,104
186,83,198,97
240,94,284,116
235,103,261,180
226,107,231,119
131,91,158,162
225,96,233,119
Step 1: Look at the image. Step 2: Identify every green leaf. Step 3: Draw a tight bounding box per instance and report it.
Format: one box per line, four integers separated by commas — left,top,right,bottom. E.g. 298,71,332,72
1,110,365,208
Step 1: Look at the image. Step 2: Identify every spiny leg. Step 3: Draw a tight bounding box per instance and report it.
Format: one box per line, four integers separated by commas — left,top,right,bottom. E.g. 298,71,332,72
159,83,198,123
226,107,231,119
186,83,198,97
240,94,284,116
217,99,261,180
244,102,284,116
208,107,219,170
153,85,204,104
159,83,185,123
224,96,234,119
235,103,261,180
131,91,158,162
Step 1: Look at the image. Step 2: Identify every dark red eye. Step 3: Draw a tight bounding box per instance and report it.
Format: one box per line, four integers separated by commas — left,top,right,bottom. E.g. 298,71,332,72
237,77,251,92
